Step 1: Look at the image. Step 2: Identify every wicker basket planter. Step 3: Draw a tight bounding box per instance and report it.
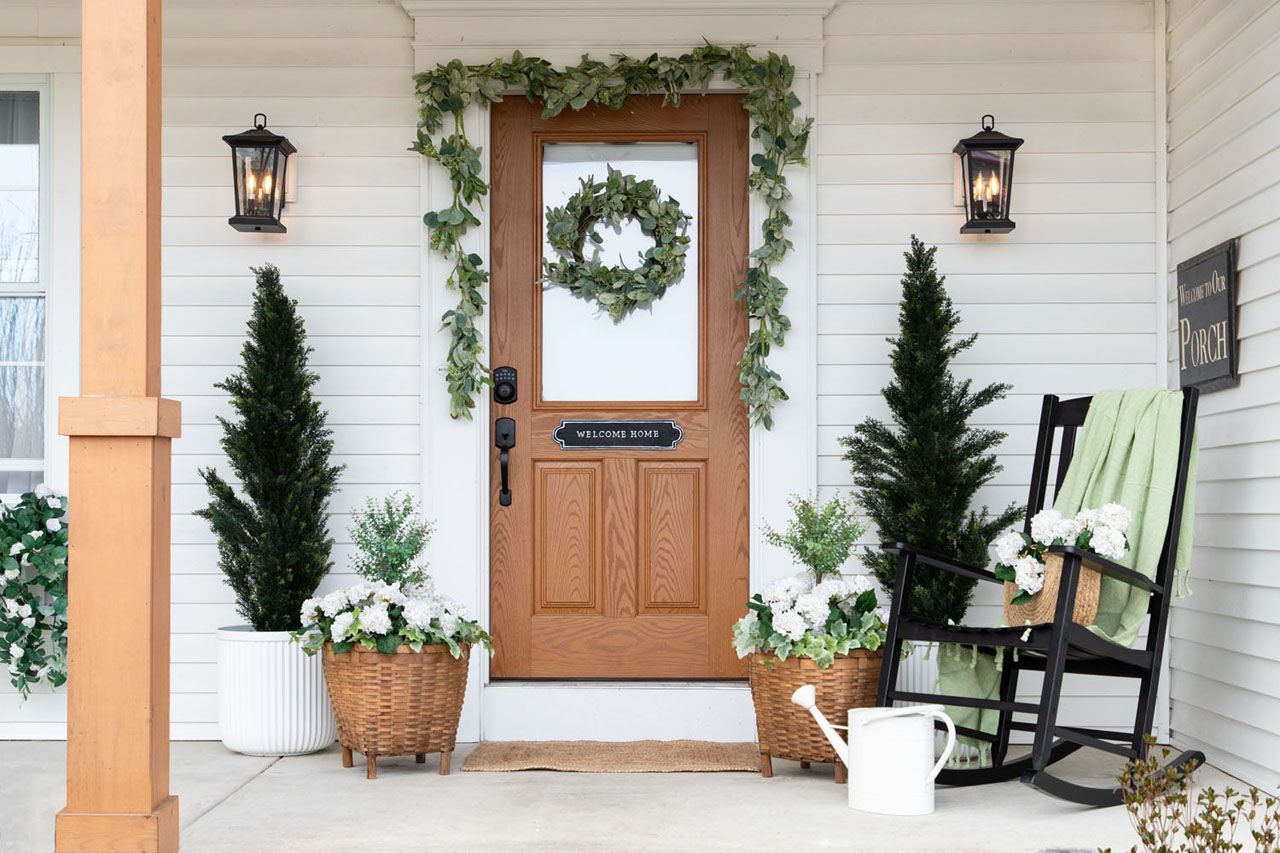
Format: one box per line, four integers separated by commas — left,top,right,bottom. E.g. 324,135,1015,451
322,642,469,779
1002,552,1101,628
748,649,882,782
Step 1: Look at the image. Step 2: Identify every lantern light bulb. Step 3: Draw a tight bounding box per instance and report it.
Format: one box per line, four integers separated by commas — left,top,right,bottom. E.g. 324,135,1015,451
263,172,273,194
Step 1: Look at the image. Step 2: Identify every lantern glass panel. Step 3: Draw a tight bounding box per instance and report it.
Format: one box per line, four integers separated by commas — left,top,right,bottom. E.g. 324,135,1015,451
233,145,281,220
963,148,1013,223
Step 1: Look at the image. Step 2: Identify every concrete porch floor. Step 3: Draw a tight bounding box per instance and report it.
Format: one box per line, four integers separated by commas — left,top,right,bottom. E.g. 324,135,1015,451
0,741,1244,852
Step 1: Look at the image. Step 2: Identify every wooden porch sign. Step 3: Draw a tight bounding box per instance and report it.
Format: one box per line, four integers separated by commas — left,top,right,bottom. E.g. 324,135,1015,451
1176,239,1238,392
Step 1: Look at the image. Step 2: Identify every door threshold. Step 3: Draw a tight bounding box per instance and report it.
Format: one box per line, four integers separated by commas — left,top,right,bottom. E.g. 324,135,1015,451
481,680,756,741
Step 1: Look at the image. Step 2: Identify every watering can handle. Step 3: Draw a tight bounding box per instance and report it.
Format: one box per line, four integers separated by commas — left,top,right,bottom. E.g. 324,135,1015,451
924,710,956,784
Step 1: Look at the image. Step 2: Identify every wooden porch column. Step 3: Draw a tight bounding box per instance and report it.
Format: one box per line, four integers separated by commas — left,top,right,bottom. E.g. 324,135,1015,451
54,1,180,851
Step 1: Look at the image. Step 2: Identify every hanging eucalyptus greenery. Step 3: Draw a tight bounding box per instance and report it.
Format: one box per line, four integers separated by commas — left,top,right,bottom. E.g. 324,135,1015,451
412,43,810,428
544,165,691,323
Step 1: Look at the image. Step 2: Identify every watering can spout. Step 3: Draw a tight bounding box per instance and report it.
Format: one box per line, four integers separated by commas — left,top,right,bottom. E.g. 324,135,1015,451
789,685,849,767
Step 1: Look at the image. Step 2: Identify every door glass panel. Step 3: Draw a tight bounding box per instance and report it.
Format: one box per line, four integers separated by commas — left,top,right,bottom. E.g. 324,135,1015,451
541,142,698,402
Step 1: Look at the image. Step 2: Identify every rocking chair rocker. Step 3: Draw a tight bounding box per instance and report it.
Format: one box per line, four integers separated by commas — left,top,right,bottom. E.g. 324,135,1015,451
874,389,1203,807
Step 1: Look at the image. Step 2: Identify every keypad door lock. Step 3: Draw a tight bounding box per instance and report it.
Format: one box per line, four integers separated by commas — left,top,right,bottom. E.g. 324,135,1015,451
493,366,517,405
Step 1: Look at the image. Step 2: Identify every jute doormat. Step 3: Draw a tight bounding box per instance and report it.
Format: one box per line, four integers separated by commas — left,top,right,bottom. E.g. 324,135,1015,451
461,740,761,773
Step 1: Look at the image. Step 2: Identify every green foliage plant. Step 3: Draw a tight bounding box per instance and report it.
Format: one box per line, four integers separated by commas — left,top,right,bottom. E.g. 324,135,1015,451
196,264,344,633
761,493,866,582
840,236,1022,624
544,165,691,322
350,492,434,589
411,44,810,427
0,487,68,697
1112,738,1279,852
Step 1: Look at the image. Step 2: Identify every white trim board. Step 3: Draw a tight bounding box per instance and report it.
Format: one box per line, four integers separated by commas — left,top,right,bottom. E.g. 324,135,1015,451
407,3,826,741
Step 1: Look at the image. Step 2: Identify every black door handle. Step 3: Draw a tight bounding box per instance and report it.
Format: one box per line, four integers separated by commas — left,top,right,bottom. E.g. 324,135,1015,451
495,417,515,506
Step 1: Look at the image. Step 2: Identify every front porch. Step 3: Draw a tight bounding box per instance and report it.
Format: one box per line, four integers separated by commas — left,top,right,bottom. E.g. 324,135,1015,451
3,741,1247,852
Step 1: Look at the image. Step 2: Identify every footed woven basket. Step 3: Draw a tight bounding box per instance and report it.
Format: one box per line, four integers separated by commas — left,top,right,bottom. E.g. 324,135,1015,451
322,643,469,779
748,649,882,783
1003,552,1102,628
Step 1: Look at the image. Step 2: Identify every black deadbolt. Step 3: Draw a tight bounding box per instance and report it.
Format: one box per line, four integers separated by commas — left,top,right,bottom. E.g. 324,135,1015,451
493,366,518,405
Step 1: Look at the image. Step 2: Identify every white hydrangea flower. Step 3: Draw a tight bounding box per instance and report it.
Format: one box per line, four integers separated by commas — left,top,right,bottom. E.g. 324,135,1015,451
9,643,24,659
1097,503,1132,534
3,568,17,581
771,608,809,642
17,602,31,618
319,591,347,617
331,611,356,642
845,574,874,596
1012,555,1044,596
45,518,61,533
8,542,22,556
762,576,803,610
402,598,437,630
299,598,320,626
439,612,461,639
46,496,61,510
1075,507,1099,530
993,530,1024,565
812,577,847,601
34,484,50,498
360,603,392,635
2,599,18,617
28,530,42,541
794,591,830,629
1089,525,1127,560
874,607,890,625
1029,509,1063,545
21,616,35,629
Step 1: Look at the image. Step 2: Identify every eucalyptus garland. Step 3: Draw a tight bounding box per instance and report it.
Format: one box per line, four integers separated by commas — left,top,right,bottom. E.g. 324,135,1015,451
544,166,691,323
412,44,810,428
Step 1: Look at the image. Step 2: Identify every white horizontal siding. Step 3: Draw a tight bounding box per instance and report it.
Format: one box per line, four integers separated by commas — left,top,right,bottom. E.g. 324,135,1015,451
0,0,420,739
816,0,1159,737
1165,0,1280,793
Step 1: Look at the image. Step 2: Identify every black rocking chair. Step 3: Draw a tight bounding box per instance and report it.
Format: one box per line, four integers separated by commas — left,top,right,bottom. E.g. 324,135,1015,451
874,389,1203,806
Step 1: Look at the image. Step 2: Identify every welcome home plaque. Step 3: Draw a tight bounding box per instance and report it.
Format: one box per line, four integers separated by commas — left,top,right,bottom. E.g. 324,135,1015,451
553,420,684,450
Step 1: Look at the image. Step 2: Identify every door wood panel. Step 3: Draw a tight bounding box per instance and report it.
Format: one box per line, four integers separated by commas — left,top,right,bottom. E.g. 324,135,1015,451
490,95,750,679
535,462,601,612
639,462,704,612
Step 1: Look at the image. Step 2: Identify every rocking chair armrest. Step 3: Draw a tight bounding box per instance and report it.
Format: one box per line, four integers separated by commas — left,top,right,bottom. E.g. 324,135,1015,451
1047,545,1162,594
879,542,1002,585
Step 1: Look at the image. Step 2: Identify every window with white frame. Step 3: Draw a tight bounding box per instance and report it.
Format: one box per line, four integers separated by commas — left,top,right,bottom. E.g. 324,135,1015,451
0,88,45,494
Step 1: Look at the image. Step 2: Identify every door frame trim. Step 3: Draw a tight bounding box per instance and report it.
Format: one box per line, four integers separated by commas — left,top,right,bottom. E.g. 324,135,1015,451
416,71,819,744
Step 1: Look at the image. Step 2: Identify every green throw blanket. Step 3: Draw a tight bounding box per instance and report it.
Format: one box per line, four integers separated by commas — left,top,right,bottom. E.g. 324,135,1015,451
937,388,1198,761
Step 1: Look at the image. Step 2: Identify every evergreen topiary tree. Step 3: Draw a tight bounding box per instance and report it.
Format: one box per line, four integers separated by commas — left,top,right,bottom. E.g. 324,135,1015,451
197,264,344,632
840,237,1022,625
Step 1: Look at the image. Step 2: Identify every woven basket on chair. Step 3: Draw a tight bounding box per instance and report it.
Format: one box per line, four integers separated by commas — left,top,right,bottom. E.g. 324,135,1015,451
1003,551,1102,628
322,643,469,779
748,649,882,783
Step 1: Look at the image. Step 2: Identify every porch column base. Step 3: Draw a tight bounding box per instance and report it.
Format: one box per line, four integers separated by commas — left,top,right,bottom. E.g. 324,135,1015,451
55,796,179,853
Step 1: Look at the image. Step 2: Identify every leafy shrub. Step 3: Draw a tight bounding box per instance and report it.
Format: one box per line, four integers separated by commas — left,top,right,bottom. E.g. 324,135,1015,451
349,492,434,588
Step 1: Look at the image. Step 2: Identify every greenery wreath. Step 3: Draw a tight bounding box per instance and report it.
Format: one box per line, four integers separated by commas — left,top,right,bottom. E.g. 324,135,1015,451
544,166,692,323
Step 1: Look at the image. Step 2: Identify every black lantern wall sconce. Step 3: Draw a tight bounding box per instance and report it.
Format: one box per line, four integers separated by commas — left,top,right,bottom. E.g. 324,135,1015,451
954,115,1023,234
223,114,296,233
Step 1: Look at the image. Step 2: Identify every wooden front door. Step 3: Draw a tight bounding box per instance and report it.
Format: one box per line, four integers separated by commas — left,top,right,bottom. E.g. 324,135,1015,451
489,95,749,679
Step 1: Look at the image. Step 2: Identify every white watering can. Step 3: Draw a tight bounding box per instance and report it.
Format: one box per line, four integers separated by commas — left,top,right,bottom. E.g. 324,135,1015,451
791,685,956,816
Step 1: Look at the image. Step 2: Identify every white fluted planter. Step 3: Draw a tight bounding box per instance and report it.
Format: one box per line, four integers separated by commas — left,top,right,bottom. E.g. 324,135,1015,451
217,626,336,756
